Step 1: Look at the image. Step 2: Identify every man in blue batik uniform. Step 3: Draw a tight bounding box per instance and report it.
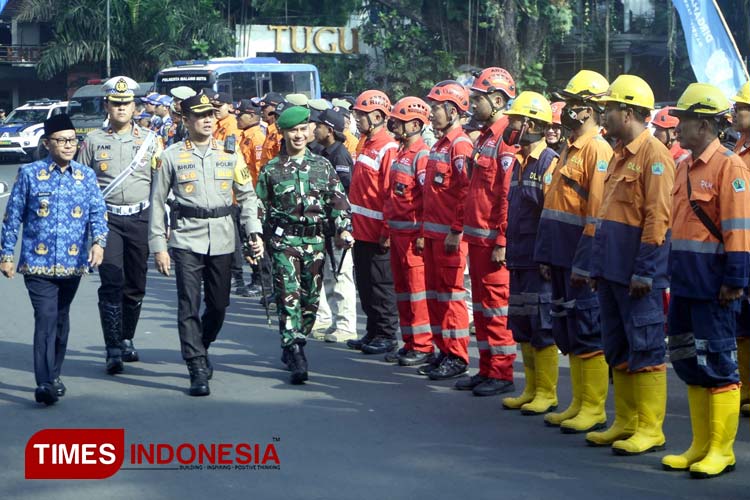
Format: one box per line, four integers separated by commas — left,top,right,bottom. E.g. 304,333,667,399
0,114,108,406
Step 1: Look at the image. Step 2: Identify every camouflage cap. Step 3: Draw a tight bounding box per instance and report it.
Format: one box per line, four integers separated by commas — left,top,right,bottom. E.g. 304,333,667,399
277,106,311,130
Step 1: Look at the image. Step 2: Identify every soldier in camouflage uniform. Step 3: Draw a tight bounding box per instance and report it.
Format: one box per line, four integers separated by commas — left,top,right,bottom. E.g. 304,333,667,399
255,106,353,385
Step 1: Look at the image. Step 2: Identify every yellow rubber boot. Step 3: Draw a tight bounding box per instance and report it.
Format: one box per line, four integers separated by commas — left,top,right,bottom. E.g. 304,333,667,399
545,355,581,426
737,338,750,417
612,370,667,454
585,369,637,446
560,354,608,433
502,343,536,409
689,387,740,478
662,385,710,471
521,345,559,415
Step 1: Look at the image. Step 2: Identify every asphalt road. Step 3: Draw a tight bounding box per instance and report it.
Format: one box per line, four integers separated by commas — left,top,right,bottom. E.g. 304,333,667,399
0,160,747,500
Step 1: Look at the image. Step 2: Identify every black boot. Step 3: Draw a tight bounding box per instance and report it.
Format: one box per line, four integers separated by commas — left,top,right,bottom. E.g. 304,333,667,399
285,343,308,385
99,302,124,374
203,341,213,380
186,357,210,396
121,301,142,362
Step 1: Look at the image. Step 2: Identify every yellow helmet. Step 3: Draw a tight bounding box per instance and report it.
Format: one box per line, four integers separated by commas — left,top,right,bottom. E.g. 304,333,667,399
733,81,750,105
505,91,553,124
600,74,654,110
558,70,609,102
671,83,731,116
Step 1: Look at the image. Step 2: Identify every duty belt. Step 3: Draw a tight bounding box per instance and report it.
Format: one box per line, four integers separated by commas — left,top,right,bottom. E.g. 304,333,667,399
107,200,150,216
176,204,235,219
281,223,323,237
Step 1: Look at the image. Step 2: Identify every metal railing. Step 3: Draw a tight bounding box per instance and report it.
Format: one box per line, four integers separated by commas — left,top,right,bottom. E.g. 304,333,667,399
0,44,43,64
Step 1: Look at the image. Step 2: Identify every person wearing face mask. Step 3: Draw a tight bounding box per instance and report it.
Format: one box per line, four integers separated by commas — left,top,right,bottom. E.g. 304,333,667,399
454,67,519,395
382,96,433,365
585,75,675,455
534,70,613,433
417,81,474,380
730,81,750,419
651,107,688,162
545,101,567,153
499,92,561,414
78,76,162,374
346,90,400,356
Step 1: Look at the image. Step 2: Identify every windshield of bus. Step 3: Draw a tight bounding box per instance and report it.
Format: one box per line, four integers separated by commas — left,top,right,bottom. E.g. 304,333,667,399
216,70,316,99
5,108,48,124
67,98,106,119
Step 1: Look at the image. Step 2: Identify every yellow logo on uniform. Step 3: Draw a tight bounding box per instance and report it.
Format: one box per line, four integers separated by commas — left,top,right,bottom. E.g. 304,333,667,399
220,181,229,191
73,169,85,180
115,78,128,93
71,206,83,218
35,243,48,255
200,95,210,105
100,162,108,172
68,244,79,256
185,183,195,194
100,152,110,160
37,169,50,180
37,200,49,218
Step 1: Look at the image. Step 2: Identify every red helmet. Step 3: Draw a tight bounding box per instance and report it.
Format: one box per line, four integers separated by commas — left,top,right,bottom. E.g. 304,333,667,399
470,67,516,99
390,96,431,124
427,80,470,112
550,101,566,125
353,90,391,115
651,107,680,129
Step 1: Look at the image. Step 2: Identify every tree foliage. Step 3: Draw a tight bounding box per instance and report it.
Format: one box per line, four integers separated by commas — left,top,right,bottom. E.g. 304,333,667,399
18,0,234,80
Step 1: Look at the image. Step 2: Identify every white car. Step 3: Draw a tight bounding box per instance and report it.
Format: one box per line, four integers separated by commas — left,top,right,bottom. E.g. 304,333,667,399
0,99,69,160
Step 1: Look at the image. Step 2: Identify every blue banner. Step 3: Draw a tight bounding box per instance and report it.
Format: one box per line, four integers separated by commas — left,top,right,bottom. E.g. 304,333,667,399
672,0,749,97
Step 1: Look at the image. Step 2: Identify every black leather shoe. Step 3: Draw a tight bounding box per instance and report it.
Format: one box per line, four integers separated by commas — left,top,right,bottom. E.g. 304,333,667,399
205,355,213,380
417,352,444,376
121,339,139,362
472,378,515,397
454,373,489,391
286,344,308,385
52,377,66,397
106,356,124,375
362,337,398,355
384,347,407,363
187,357,210,396
398,350,432,366
35,384,58,406
346,335,374,351
428,355,468,380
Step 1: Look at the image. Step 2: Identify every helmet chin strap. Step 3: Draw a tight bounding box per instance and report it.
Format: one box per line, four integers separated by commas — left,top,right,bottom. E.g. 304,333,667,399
437,103,458,132
482,93,503,117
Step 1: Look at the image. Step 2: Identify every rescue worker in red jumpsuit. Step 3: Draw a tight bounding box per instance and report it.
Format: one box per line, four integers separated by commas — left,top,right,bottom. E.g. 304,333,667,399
534,70,613,433
651,107,689,161
661,83,750,478
346,90,400,355
417,81,473,380
497,92,561,412
730,81,750,417
585,75,675,455
382,97,433,366
454,67,519,396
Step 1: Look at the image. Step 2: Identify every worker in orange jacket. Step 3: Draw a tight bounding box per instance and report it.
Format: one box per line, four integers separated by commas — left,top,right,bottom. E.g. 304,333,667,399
661,83,750,479
456,67,519,396
210,92,240,144
418,81,474,381
259,92,286,166
534,70,613,433
237,99,266,186
585,75,675,455
731,81,750,417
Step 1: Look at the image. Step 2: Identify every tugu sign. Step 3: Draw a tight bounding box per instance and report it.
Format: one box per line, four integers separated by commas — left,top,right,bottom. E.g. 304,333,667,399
236,25,360,56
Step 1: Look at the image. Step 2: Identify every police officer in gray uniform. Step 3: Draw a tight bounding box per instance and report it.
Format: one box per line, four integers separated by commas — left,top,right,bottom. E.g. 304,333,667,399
149,93,264,397
78,76,162,375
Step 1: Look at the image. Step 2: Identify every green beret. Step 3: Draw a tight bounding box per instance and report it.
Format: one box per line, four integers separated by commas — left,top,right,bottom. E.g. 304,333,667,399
277,106,311,130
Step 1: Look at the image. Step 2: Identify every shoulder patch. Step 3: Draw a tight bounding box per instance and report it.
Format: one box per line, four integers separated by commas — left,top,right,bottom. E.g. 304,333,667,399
544,172,553,185
651,162,665,176
500,155,514,172
596,159,608,172
732,178,746,193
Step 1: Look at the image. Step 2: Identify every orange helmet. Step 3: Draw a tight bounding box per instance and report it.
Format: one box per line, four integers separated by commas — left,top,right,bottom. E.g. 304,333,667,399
550,101,566,125
353,90,391,115
470,67,516,99
427,80,470,112
390,96,431,124
651,107,680,129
